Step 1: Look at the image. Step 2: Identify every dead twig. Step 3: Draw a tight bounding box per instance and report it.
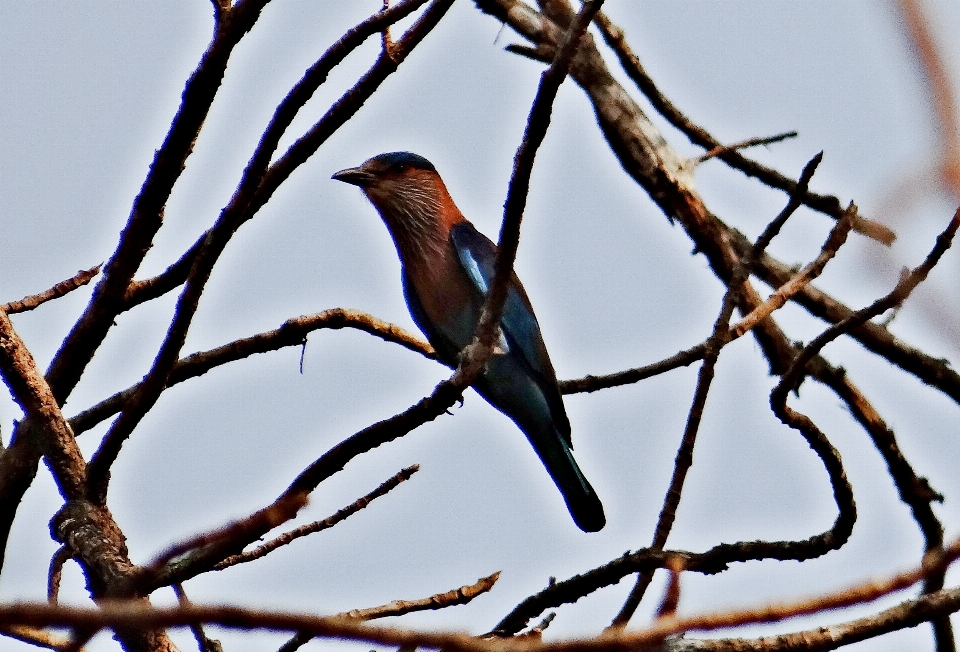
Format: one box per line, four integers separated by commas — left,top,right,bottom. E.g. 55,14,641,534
173,584,222,652
145,492,309,579
0,624,82,652
214,466,419,571
731,203,857,339
47,546,71,605
337,572,501,621
1,266,101,314
692,131,797,165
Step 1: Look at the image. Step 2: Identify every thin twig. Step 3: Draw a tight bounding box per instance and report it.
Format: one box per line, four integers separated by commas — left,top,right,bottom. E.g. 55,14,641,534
730,229,960,404
173,584,222,652
276,632,313,652
612,271,741,628
336,572,500,621
558,341,708,394
467,0,605,363
145,492,308,578
1,266,101,314
214,466,418,570
750,153,825,255
147,380,466,590
653,556,684,620
731,203,857,339
692,131,797,165
776,207,960,399
47,546,71,605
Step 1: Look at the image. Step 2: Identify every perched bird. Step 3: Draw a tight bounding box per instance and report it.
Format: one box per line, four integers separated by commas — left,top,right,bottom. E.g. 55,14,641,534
332,152,605,532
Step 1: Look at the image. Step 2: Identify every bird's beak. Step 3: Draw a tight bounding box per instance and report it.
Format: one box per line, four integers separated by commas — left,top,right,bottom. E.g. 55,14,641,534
332,166,376,187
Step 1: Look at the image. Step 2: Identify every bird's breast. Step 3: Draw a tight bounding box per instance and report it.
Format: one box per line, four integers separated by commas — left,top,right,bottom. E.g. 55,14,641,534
405,251,480,350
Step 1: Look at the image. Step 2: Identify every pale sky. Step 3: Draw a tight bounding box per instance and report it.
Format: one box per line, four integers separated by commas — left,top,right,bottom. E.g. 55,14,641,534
1,3,959,651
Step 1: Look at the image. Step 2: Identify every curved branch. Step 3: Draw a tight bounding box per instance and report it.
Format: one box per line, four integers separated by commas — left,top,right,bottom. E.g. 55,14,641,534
68,310,433,436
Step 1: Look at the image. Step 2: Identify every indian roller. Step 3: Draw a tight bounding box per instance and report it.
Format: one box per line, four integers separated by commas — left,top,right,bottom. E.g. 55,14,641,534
332,152,605,532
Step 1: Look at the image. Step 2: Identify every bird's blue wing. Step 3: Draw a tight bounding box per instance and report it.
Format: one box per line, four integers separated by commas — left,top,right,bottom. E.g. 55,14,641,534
449,222,572,445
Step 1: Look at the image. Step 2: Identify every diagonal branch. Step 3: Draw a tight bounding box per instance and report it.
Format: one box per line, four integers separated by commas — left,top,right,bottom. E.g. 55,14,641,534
731,203,857,339
470,0,605,356
44,0,272,405
1,266,101,315
213,466,419,571
83,0,455,506
592,10,895,245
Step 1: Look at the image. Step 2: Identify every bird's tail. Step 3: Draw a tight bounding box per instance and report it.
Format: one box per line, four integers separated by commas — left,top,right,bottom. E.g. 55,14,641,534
527,424,606,533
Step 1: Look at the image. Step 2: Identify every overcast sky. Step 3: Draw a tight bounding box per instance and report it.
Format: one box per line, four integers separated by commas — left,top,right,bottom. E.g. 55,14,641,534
1,2,959,651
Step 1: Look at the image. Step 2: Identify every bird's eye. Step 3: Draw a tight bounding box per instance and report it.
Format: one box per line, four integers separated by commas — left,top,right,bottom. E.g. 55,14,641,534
393,163,407,173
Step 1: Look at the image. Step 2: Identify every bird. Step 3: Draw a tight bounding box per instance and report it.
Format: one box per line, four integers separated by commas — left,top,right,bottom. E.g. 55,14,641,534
332,152,605,532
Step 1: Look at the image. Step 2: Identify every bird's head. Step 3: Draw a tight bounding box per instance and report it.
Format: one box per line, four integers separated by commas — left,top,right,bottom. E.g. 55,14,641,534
333,152,464,259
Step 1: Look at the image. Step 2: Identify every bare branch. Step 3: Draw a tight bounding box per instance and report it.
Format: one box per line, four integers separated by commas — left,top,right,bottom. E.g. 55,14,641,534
591,10,895,245
214,466,419,571
68,310,433,436
692,131,797,165
0,624,82,652
173,584,222,652
0,308,87,499
731,203,857,339
776,207,960,399
613,262,743,628
147,378,468,589
83,0,455,506
653,556,684,621
469,0,606,360
145,492,309,578
2,539,960,651
558,341,708,394
729,228,960,404
1,266,101,315
45,0,273,405
337,572,500,621
612,154,836,627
